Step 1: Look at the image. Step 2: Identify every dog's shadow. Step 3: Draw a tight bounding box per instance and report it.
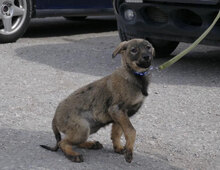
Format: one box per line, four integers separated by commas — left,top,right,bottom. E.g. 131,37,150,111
16,36,220,87
0,128,180,170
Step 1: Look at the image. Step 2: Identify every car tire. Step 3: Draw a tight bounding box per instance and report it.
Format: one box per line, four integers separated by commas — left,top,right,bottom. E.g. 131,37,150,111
0,0,32,43
148,39,179,57
64,16,87,21
118,27,179,57
118,26,128,42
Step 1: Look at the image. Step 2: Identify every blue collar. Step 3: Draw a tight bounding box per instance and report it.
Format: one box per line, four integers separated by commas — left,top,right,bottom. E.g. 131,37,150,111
134,66,153,76
134,71,149,76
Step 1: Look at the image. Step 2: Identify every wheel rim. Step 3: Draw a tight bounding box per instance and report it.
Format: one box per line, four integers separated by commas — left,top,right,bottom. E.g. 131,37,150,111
0,0,27,35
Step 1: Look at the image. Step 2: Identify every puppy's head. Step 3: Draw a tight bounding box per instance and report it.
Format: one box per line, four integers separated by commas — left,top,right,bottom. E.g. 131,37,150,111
112,39,155,73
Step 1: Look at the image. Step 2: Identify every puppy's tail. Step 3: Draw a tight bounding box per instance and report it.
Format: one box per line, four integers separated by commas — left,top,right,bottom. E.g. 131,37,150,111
40,118,61,152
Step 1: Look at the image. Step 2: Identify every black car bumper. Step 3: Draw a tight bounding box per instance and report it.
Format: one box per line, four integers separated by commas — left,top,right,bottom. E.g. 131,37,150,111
115,1,220,46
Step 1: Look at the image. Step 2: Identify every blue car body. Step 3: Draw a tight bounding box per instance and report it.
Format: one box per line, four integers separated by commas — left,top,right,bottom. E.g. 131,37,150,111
36,0,112,9
0,0,113,43
34,0,113,17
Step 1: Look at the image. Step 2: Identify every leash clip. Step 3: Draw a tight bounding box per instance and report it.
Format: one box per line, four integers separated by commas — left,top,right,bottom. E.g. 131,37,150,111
148,65,160,73
154,66,161,73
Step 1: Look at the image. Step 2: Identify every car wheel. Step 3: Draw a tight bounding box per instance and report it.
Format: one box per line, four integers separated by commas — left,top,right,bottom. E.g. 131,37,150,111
118,26,128,42
64,16,87,21
118,27,179,57
0,0,32,43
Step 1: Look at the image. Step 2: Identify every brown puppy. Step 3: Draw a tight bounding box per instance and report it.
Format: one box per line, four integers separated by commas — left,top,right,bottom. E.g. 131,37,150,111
41,39,154,163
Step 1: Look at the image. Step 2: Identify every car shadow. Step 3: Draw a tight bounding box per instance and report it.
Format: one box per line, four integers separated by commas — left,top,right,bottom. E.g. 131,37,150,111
16,35,220,87
24,16,117,38
0,128,181,170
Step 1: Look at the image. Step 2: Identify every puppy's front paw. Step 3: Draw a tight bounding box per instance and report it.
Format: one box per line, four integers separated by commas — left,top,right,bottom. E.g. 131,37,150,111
114,146,125,154
125,150,133,163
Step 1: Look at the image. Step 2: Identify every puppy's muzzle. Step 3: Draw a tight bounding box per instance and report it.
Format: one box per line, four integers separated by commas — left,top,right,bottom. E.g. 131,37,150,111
142,55,150,61
137,61,151,69
137,55,152,68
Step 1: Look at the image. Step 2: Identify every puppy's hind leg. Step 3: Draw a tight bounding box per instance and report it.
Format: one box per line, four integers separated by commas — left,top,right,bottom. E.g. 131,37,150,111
59,120,90,163
59,138,84,163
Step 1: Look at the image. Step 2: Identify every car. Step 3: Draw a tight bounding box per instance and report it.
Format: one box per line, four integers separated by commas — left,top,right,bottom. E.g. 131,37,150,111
113,0,220,57
0,0,113,43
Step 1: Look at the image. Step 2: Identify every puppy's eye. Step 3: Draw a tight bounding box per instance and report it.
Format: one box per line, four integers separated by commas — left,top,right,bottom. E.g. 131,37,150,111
146,45,151,50
130,48,137,54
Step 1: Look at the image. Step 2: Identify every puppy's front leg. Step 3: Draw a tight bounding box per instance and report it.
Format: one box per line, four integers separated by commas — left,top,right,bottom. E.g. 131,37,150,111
109,105,136,163
111,123,125,154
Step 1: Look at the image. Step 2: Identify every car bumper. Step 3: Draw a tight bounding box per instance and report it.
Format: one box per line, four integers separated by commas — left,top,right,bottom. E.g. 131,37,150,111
115,1,220,45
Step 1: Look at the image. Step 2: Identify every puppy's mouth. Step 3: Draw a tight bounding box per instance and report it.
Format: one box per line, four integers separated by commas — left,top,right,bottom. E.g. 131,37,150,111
137,62,151,69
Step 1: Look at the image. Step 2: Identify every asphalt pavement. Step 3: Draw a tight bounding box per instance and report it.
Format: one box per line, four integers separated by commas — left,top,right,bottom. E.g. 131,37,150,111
0,17,220,170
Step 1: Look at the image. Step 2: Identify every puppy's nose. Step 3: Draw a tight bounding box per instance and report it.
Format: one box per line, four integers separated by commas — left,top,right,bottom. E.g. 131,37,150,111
143,55,150,60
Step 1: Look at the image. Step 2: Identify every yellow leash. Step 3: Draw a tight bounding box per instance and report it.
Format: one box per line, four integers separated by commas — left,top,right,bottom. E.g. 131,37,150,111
157,10,220,71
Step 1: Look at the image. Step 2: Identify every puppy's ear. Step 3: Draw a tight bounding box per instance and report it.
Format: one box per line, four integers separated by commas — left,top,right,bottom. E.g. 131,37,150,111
112,41,128,58
151,47,155,57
